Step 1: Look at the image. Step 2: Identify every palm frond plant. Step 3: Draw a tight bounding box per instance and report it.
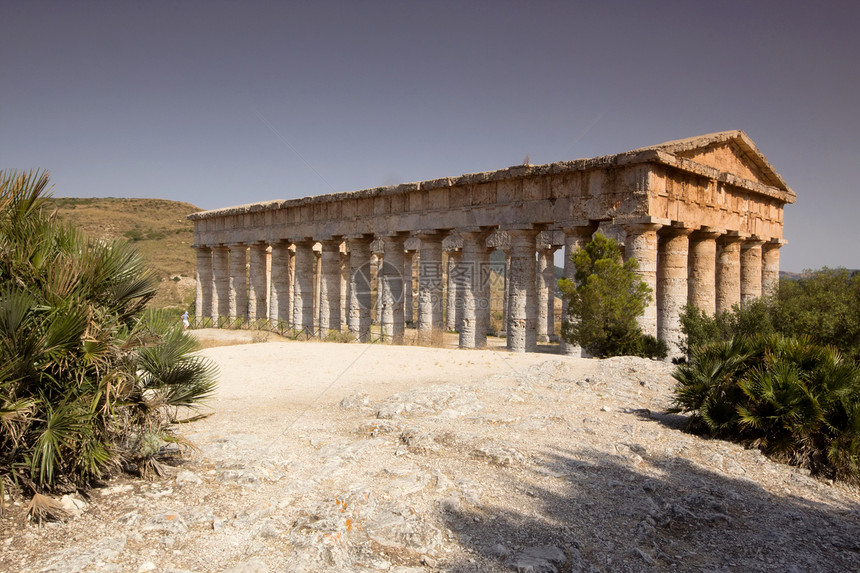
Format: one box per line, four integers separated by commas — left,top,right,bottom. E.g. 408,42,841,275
0,170,217,502
671,332,860,483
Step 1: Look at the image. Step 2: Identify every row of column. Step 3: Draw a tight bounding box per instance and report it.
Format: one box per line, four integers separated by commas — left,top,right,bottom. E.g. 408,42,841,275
195,228,563,352
195,224,781,355
622,223,782,355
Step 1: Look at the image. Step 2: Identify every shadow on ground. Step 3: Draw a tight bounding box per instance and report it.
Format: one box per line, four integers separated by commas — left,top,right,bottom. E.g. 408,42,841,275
440,440,860,572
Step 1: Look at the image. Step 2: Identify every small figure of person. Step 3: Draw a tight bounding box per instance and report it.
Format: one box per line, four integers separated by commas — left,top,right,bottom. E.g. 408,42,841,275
181,310,190,330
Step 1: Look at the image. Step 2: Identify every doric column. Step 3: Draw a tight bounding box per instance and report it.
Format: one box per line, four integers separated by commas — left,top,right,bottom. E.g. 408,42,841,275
536,246,557,342
228,243,248,320
340,251,349,329
657,226,693,357
314,250,322,329
545,248,558,341
318,239,343,336
403,251,415,325
288,247,296,322
380,235,406,342
248,242,268,321
212,246,230,324
559,226,596,355
194,247,212,322
501,249,511,332
623,222,661,338
688,229,720,316
458,230,491,349
347,237,373,342
371,254,381,323
506,229,540,352
761,240,784,298
269,240,291,325
416,232,445,337
445,250,461,331
716,234,743,314
741,238,765,307
292,240,315,333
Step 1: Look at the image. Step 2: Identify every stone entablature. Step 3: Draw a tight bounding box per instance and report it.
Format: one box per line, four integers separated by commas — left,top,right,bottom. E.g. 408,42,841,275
189,131,795,356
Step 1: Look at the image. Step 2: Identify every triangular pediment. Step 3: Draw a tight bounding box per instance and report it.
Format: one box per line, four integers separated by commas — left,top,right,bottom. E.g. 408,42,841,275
637,131,792,194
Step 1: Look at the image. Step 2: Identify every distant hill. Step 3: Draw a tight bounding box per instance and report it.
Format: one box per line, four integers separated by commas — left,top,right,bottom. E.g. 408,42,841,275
47,197,202,309
780,269,859,281
780,270,805,281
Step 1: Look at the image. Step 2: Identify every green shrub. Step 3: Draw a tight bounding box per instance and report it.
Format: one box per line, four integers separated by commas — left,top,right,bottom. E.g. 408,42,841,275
123,228,144,241
774,269,860,363
0,170,217,495
680,269,860,363
559,233,666,359
680,298,776,355
671,334,860,483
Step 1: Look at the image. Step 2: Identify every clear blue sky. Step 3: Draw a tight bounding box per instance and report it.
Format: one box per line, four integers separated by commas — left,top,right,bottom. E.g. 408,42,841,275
2,1,858,271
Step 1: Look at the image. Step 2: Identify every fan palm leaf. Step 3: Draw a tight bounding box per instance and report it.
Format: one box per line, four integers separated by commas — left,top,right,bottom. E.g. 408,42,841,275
1,170,217,492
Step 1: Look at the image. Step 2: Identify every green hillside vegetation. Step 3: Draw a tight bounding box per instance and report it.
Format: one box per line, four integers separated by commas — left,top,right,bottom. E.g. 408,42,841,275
47,197,201,310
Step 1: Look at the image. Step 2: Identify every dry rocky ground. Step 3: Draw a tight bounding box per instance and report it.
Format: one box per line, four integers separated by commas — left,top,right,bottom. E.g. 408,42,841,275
2,331,860,572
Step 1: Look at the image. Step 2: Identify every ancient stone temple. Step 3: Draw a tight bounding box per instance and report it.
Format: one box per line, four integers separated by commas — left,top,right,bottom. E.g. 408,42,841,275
188,131,795,356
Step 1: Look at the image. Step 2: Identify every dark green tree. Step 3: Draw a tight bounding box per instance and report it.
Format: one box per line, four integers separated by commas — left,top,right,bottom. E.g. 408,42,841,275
559,233,665,358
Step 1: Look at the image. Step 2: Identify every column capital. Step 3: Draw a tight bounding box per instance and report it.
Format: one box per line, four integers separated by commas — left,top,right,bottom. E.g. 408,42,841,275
345,233,374,241
764,238,788,248
413,228,452,239
289,236,314,245
691,227,724,241
741,236,766,249
500,223,545,233
377,231,410,240
620,222,662,235
615,215,670,229
718,231,747,246
658,223,694,238
505,227,542,239
561,222,599,235
457,227,495,242
557,218,596,231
